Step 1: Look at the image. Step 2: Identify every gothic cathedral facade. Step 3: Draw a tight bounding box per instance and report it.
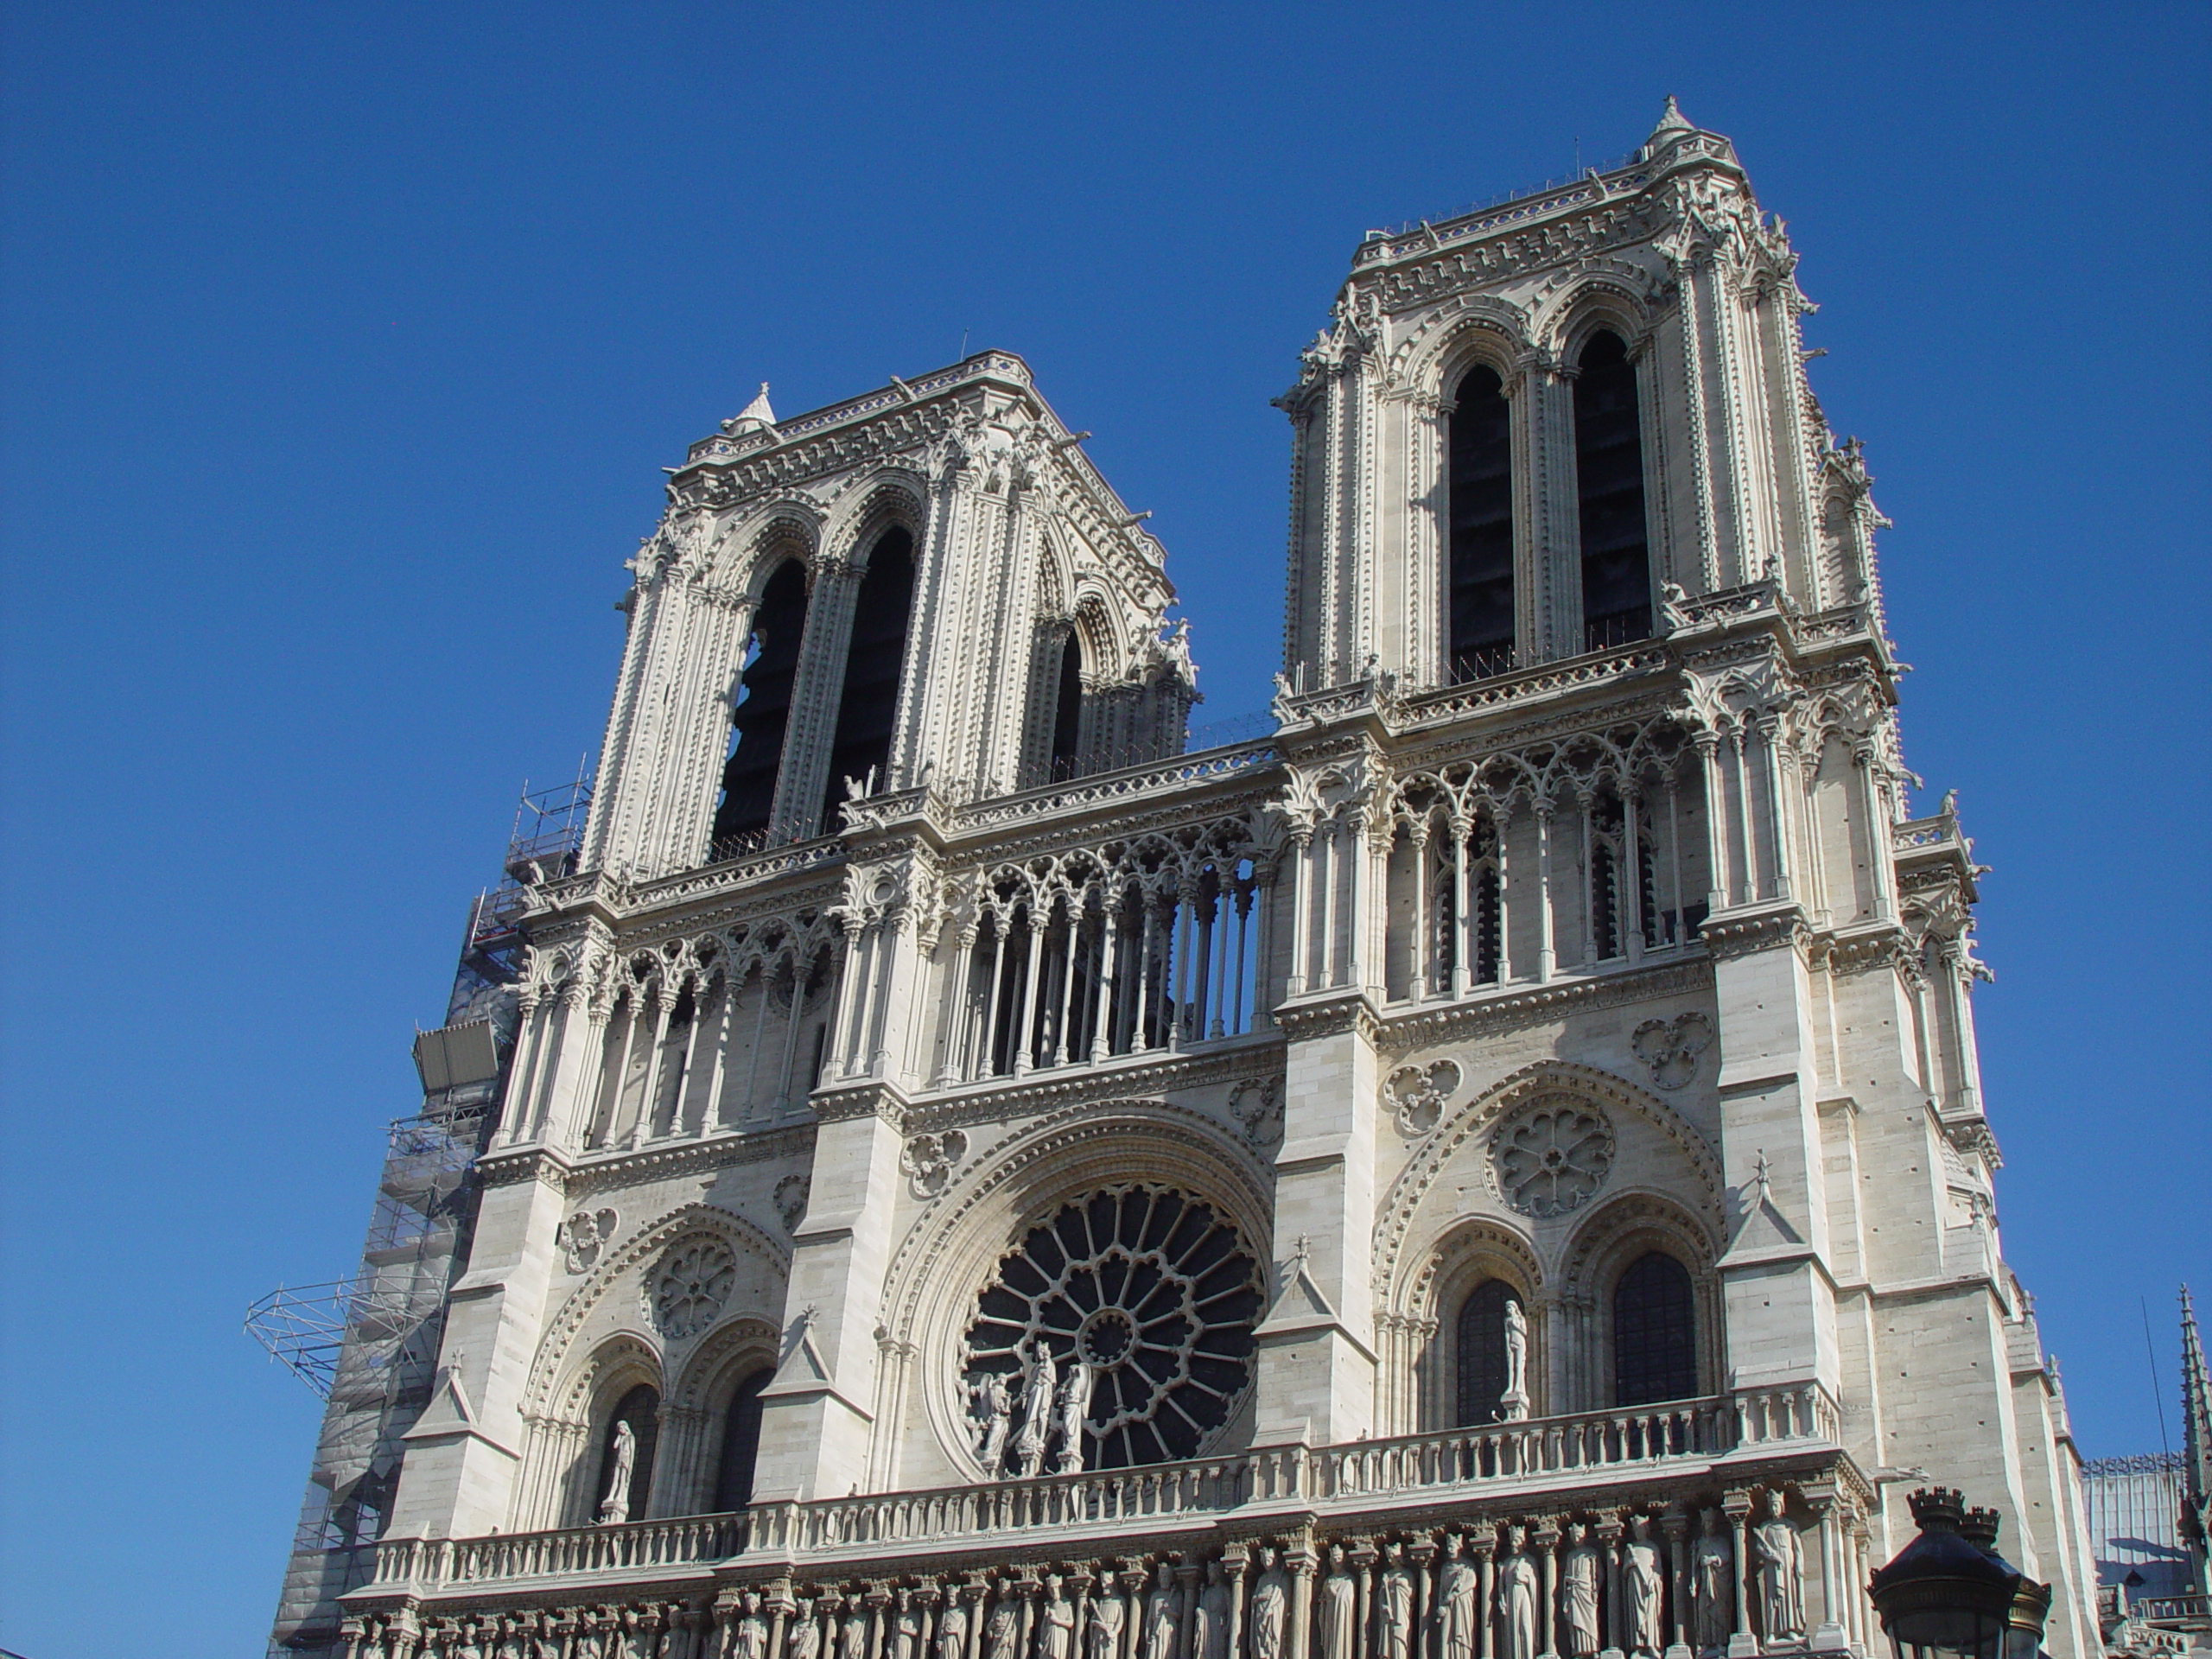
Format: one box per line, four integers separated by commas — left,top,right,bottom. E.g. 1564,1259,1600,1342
273,105,2103,1659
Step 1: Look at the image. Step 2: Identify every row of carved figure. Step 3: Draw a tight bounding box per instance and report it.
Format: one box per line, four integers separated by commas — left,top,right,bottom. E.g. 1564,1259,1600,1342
342,1488,1824,1659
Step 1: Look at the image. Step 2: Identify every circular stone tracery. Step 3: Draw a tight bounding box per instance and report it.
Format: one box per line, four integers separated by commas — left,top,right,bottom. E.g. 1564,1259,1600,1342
963,1185,1262,1471
648,1238,736,1340
1491,1099,1616,1218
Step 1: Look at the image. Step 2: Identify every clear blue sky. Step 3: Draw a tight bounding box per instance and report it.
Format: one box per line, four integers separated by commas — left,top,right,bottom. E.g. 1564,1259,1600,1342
2,4,2205,1654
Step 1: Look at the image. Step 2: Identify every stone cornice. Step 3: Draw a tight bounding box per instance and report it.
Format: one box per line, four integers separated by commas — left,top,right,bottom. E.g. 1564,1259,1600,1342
1697,903,1810,963
1272,991,1385,1045
901,1034,1287,1134
1376,956,1712,1051
810,1077,915,1128
480,1122,818,1198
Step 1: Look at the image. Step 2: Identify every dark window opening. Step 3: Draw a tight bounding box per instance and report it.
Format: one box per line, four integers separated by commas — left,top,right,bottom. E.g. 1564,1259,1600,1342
712,560,810,849
822,528,917,829
594,1382,661,1523
711,1368,773,1511
1447,365,1516,681
1049,632,1084,781
1573,331,1652,650
1455,1277,1516,1424
1612,1250,1697,1406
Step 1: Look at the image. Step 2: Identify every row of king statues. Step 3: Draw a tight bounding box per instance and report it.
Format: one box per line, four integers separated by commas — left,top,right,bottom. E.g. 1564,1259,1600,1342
341,1486,1821,1659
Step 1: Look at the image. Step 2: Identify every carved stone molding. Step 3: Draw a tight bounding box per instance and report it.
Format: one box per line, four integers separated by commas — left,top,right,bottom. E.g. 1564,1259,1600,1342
562,1207,619,1274
1630,1013,1714,1090
1384,1059,1461,1136
1379,957,1712,1051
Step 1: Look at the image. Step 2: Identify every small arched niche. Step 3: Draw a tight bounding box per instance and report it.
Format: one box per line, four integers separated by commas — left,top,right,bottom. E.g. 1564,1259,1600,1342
590,1381,660,1526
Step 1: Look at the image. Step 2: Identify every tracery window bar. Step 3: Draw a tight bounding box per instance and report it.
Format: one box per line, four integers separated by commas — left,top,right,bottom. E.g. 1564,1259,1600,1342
566,940,835,1153
1389,751,1704,1005
945,844,1268,1084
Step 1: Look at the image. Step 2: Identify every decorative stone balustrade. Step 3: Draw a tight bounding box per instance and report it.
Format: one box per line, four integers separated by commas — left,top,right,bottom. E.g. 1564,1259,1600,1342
360,1385,1838,1596
369,1511,745,1592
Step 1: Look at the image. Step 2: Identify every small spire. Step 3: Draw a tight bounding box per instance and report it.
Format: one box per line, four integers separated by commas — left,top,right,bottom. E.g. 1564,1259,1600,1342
2182,1286,2211,1510
725,382,777,435
1651,95,1694,140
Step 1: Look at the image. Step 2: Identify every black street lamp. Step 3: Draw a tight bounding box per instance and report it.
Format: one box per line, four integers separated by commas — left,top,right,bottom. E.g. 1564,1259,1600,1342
1871,1489,2054,1659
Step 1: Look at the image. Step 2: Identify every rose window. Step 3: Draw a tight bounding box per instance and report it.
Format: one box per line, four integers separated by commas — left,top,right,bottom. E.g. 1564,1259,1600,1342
963,1186,1262,1471
1492,1101,1615,1218
648,1238,736,1340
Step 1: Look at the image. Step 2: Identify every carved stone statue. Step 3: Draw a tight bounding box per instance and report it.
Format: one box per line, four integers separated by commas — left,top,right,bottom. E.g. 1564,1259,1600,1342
1319,1545,1358,1659
971,1372,1014,1474
1658,582,1692,632
1039,1576,1077,1659
735,1595,771,1659
596,1421,636,1525
1249,1548,1290,1659
841,1599,870,1659
1439,1536,1482,1659
1561,1523,1604,1658
938,1599,972,1659
1053,1363,1094,1476
893,1593,923,1659
788,1602,823,1659
1195,1560,1231,1659
1086,1584,1125,1659
1751,1491,1806,1643
1014,1343,1058,1478
1625,1517,1666,1658
1691,1510,1734,1652
1501,1300,1530,1421
985,1596,1021,1659
1497,1528,1542,1659
1144,1560,1181,1659
1380,1543,1416,1659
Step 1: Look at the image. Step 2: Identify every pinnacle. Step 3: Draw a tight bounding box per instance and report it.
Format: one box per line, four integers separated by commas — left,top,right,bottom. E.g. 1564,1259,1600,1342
726,382,777,434
1652,95,1694,139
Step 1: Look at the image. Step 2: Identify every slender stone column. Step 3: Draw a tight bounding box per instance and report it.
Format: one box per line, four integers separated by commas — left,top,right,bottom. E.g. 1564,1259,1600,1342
1539,1520,1566,1659
1623,786,1644,963
1408,1535,1439,1659
1449,817,1472,995
1802,1484,1849,1653
1661,1510,1692,1659
1535,804,1557,982
1289,1544,1319,1659
1013,911,1045,1074
1723,1494,1757,1659
1592,1516,1622,1659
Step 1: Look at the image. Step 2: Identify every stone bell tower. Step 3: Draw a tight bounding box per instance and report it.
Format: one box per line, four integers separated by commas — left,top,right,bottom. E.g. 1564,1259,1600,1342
264,105,2101,1659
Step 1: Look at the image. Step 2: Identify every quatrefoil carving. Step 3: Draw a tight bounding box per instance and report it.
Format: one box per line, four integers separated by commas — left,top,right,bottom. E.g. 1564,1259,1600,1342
900,1128,969,1198
1631,1011,1716,1090
1383,1058,1461,1135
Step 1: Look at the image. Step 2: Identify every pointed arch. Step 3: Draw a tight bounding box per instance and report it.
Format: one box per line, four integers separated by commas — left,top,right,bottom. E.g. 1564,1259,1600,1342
1373,1059,1724,1308
712,555,810,848
820,523,918,823
1571,327,1654,650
